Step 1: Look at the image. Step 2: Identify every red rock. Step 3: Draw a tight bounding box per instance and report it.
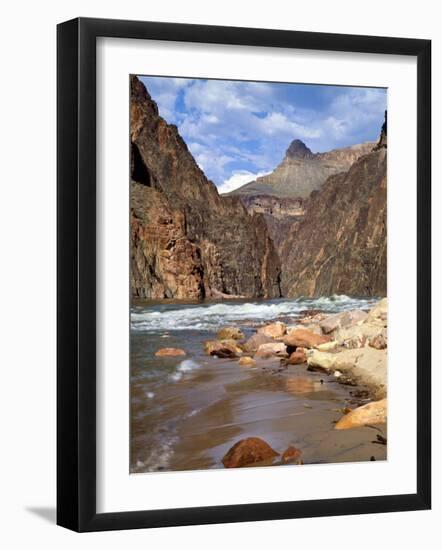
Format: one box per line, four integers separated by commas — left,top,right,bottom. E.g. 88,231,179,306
281,446,303,464
287,349,307,364
257,322,286,339
154,347,186,357
204,340,242,358
255,342,287,358
283,328,331,349
222,437,279,468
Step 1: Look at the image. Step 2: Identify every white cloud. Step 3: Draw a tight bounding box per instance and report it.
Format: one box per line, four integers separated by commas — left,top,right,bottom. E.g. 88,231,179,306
258,112,322,139
217,170,271,194
138,76,386,184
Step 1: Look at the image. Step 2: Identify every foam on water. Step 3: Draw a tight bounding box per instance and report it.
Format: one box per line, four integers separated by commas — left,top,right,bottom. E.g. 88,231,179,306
131,295,379,332
169,359,201,382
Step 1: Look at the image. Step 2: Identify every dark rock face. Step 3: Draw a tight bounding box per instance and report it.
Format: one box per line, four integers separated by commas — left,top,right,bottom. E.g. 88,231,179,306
229,139,375,199
286,139,314,160
130,76,281,300
280,131,387,297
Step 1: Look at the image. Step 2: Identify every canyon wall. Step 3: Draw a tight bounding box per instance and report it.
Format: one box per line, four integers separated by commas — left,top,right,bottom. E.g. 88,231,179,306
130,76,282,300
280,120,387,297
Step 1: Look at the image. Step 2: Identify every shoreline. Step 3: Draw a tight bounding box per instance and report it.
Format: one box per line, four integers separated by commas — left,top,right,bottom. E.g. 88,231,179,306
131,296,387,471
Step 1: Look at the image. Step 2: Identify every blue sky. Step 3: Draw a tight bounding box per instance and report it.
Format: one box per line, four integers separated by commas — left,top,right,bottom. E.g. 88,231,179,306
139,75,387,193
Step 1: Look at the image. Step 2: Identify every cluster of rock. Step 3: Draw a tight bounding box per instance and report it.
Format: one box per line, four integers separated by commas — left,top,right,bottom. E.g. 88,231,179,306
200,299,388,467
203,298,387,398
130,76,281,300
153,298,388,468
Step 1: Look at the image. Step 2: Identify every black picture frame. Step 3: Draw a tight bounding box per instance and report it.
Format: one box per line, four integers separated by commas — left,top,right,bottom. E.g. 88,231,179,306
57,17,431,532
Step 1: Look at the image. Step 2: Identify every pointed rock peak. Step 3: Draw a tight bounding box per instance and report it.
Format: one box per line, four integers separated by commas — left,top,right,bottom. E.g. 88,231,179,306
285,139,313,160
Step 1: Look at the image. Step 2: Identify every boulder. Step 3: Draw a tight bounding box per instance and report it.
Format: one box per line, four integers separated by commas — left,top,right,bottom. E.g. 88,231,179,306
255,342,287,358
257,321,286,339
284,328,331,349
316,340,339,352
238,356,257,367
222,437,279,468
335,398,387,429
366,298,388,326
320,309,368,334
217,326,245,340
243,332,275,352
204,340,242,358
281,446,303,464
369,330,387,350
306,350,337,372
287,323,322,335
154,347,186,357
333,322,384,349
287,349,307,365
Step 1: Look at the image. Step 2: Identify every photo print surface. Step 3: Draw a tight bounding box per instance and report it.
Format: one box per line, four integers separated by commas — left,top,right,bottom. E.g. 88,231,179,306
130,74,387,473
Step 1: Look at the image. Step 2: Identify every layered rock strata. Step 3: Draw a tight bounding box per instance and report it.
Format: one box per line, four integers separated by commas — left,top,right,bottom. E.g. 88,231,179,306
130,76,282,300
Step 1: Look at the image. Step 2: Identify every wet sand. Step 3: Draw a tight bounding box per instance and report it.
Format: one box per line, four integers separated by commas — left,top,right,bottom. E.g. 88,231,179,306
131,332,387,473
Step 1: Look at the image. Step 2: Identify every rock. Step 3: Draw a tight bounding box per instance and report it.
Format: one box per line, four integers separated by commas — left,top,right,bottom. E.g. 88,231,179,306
335,398,387,429
217,326,245,340
307,348,360,373
154,347,186,357
243,332,275,352
204,340,242,358
287,349,307,365
333,322,384,349
367,298,388,326
320,309,368,334
238,356,256,367
255,342,287,359
222,437,279,468
257,321,286,339
280,120,387,298
281,446,303,464
307,346,386,396
316,340,339,352
301,323,323,335
285,323,322,336
369,331,387,350
229,139,373,202
284,328,331,349
298,311,326,323
130,76,281,300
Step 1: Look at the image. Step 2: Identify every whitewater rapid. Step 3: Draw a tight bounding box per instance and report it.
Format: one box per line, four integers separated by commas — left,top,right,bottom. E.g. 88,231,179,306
131,295,380,332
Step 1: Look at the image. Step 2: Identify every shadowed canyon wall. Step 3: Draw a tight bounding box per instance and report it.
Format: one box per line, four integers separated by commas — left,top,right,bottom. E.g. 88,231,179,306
280,118,387,297
130,76,282,300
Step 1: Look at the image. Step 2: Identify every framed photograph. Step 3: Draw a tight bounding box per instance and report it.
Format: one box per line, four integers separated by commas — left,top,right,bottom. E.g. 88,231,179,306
57,17,431,532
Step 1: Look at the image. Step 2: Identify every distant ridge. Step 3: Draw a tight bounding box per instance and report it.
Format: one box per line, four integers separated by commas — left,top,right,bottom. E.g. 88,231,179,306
227,139,375,199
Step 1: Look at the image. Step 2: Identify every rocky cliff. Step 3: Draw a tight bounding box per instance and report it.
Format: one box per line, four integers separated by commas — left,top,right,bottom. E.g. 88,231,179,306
229,139,375,199
280,118,387,297
130,76,281,300
239,195,305,252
